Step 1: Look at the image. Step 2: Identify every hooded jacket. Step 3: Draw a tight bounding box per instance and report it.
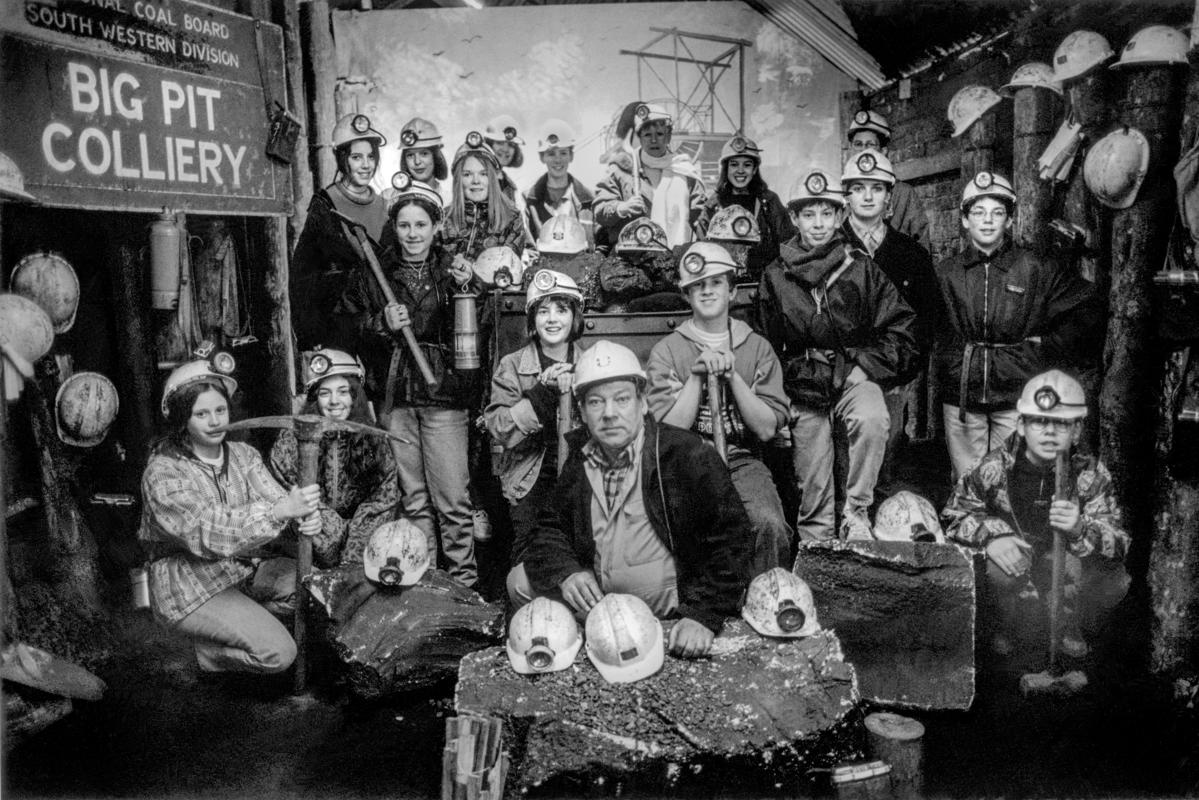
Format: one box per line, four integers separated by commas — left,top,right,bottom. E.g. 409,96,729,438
757,233,917,409
646,318,788,451
524,174,595,236
525,416,752,632
932,240,1101,412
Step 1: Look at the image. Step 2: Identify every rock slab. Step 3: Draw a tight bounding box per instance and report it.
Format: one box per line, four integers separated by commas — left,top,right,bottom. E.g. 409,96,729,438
308,566,504,698
456,621,861,796
795,540,976,710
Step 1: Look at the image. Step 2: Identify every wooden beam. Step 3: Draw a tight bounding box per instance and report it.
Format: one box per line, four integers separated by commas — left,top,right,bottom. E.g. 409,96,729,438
894,150,958,182
304,0,338,189
278,0,314,249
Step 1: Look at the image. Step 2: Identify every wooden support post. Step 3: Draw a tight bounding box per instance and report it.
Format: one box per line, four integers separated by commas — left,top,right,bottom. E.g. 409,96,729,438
263,215,296,410
1149,50,1199,677
1011,86,1062,252
864,712,925,800
278,0,313,247
107,238,157,480
1101,63,1187,582
1061,71,1111,288
303,0,337,189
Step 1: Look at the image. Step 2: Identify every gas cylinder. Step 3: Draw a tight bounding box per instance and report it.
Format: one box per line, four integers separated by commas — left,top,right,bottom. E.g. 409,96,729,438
150,211,181,310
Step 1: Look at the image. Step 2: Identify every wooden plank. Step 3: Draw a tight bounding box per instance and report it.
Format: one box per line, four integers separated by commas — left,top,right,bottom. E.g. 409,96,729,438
894,150,959,182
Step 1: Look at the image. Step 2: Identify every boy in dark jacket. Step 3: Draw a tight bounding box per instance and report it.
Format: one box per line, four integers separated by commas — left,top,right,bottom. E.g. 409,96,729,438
934,172,1101,480
758,169,917,542
524,341,751,658
839,149,938,491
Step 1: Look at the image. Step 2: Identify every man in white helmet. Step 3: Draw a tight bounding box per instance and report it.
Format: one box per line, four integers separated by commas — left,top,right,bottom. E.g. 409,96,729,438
934,172,1101,480
846,109,931,251
593,103,706,251
943,370,1129,658
523,340,752,658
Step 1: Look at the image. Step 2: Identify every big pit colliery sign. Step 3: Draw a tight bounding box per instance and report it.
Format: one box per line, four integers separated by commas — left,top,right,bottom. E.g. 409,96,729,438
1,0,292,214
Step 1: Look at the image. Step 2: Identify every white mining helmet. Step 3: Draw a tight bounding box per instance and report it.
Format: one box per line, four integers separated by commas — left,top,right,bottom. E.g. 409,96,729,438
536,214,589,255
999,62,1063,97
741,567,820,639
947,85,1003,139
56,371,119,448
11,251,79,334
302,347,364,393
506,597,582,674
1111,25,1189,70
677,241,737,290
1083,127,1150,210
1016,369,1088,420
472,245,525,289
584,593,664,684
705,205,760,245
363,518,430,587
572,340,646,399
331,113,386,149
160,355,237,418
1052,30,1114,83
525,269,583,311
873,491,945,543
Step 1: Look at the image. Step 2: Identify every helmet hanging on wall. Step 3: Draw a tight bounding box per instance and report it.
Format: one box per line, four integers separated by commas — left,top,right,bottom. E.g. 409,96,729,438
1083,127,1149,210
11,251,79,334
56,371,119,448
1052,30,1115,83
947,85,1003,138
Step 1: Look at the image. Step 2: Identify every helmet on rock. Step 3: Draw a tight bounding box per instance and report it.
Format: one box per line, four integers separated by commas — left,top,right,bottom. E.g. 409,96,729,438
705,205,760,244
585,593,664,684
615,217,669,255
537,214,589,255
473,246,525,289
873,491,945,543
506,597,582,674
363,519,430,587
742,568,820,638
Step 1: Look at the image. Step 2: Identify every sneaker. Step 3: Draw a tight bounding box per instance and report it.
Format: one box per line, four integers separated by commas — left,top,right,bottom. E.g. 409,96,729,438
472,509,493,543
840,510,873,542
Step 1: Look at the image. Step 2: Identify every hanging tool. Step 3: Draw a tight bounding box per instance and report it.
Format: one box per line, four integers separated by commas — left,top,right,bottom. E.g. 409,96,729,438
328,209,437,387
707,372,728,466
1019,448,1089,697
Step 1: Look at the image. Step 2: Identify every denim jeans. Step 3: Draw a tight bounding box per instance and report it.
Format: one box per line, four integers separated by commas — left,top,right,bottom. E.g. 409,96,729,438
943,404,1019,482
791,380,889,542
387,406,478,588
174,556,297,674
728,449,793,575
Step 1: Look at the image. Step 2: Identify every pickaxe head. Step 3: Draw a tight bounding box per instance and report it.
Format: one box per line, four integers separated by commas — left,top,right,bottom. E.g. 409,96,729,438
217,414,412,445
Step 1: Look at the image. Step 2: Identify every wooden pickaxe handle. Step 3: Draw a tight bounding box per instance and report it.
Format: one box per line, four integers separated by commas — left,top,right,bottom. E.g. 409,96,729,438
339,218,437,387
557,388,572,478
707,371,728,466
291,417,322,694
1047,448,1071,674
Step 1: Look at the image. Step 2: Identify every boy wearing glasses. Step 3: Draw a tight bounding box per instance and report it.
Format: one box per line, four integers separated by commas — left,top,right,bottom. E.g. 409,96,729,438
646,241,793,575
942,370,1129,656
933,172,1100,480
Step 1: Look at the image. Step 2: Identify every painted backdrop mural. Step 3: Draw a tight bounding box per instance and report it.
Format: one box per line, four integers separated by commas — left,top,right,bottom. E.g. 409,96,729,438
333,1,855,202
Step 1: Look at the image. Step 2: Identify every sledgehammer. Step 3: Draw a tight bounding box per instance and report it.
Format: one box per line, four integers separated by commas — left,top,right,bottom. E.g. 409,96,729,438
1019,448,1088,697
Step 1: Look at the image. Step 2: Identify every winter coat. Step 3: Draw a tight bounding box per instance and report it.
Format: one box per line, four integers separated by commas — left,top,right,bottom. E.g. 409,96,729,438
484,341,581,504
757,234,918,410
335,243,483,411
267,429,400,567
525,416,752,632
942,433,1129,563
695,188,796,281
592,151,706,248
139,440,289,625
524,174,595,237
840,220,939,373
887,179,931,253
646,318,788,451
932,240,1101,412
291,186,389,350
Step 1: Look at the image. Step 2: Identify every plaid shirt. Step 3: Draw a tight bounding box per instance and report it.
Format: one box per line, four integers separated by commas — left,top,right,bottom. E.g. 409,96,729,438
139,440,289,624
582,437,638,513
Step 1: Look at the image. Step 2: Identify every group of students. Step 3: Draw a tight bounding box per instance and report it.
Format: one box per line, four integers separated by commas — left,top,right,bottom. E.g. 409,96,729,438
136,102,1129,682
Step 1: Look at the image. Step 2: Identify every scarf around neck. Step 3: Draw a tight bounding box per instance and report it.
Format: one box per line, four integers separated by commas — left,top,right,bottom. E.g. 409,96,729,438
782,235,850,288
639,150,699,249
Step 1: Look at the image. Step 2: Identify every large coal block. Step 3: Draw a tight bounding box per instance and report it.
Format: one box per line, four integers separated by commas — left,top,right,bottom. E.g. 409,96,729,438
307,566,504,698
794,540,976,710
456,622,861,796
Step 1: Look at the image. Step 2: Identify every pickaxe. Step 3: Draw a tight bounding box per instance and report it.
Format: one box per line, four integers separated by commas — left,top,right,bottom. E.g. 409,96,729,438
327,208,438,387
707,372,728,466
218,414,411,693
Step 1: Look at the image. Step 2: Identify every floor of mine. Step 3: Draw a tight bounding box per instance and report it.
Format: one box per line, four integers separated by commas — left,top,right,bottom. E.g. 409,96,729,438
3,441,1196,799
